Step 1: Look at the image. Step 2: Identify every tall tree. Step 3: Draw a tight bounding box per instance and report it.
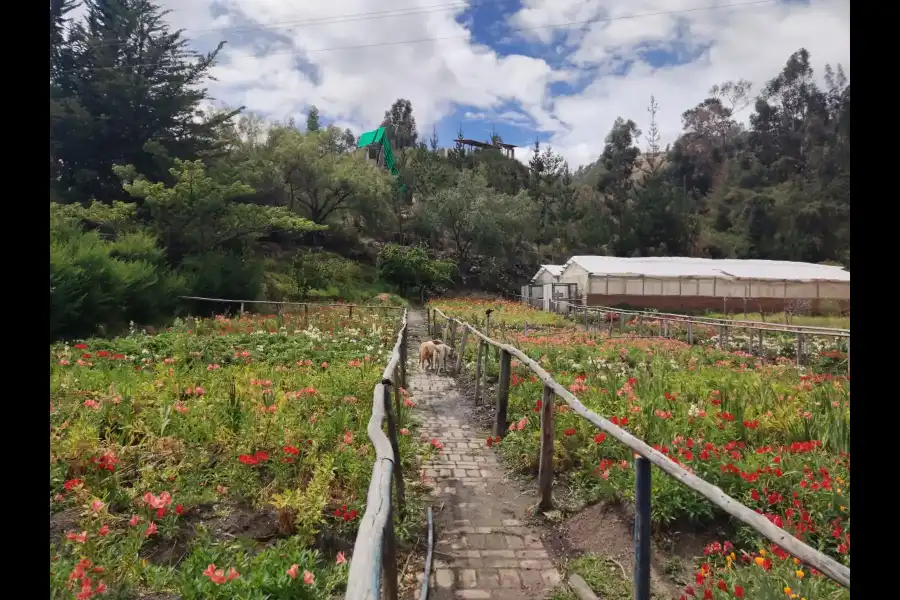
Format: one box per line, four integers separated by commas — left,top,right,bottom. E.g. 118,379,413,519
381,98,418,149
306,106,320,132
50,0,240,204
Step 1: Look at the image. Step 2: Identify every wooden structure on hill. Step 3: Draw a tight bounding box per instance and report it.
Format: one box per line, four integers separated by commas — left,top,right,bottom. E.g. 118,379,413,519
457,138,517,159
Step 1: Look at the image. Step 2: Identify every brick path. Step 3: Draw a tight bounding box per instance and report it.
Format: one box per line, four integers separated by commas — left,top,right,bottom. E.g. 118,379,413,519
408,309,561,600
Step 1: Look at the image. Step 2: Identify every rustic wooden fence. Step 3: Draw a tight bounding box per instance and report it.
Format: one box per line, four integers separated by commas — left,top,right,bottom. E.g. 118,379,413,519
428,306,850,597
344,309,409,600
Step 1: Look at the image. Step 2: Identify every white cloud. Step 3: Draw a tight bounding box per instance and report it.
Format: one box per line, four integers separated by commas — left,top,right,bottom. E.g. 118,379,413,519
510,0,850,167
67,0,849,169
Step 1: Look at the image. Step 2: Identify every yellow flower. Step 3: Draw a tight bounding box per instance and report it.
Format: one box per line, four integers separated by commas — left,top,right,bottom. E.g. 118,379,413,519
839,505,847,512
836,487,842,493
730,552,736,561
755,557,766,567
796,569,805,578
793,558,800,565
784,587,792,595
760,549,767,557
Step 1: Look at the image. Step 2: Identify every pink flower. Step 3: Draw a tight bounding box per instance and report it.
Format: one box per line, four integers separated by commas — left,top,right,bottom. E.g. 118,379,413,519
336,552,347,565
399,428,409,435
303,570,315,585
90,499,105,513
287,564,299,579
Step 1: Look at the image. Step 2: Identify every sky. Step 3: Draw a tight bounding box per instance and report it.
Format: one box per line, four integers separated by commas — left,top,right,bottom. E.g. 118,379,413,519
72,0,850,169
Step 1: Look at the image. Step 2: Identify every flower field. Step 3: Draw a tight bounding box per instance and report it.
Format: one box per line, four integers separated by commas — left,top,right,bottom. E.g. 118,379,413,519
432,299,849,376
50,307,424,600
432,299,850,600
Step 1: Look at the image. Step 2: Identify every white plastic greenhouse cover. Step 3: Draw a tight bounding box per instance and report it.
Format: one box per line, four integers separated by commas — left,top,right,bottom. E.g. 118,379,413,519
563,256,850,283
541,265,564,276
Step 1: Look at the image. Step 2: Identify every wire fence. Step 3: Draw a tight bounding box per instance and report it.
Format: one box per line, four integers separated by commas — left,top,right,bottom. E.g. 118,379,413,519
428,306,850,595
500,293,850,374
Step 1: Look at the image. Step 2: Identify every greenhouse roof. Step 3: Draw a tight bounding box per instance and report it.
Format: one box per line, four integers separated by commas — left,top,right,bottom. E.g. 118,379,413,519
563,256,850,283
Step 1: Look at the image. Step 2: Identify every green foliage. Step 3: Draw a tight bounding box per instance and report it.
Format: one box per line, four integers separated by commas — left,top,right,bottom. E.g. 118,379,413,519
376,243,454,296
50,0,239,204
180,251,265,305
50,224,185,340
290,251,361,300
116,160,323,261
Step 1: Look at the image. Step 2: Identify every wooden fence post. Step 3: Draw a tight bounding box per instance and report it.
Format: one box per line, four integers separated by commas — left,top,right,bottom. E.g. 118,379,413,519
349,305,353,319
796,333,803,366
687,320,694,345
303,304,309,328
449,320,457,349
474,340,484,405
634,456,652,600
493,349,512,436
455,327,469,375
239,302,245,316
384,381,406,517
538,384,555,511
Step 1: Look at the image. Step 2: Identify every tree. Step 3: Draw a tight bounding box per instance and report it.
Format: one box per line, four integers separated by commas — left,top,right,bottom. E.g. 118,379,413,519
51,0,241,204
306,106,321,132
381,98,418,149
376,243,454,297
115,159,323,262
267,128,394,226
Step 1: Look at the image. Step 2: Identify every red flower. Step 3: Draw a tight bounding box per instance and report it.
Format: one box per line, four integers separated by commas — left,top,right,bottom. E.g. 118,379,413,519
564,428,576,437
283,445,300,455
175,504,185,515
238,454,258,465
594,433,606,444
734,585,744,597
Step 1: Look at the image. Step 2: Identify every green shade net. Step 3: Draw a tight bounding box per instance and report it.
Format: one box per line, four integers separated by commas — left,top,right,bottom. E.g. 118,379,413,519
357,127,404,194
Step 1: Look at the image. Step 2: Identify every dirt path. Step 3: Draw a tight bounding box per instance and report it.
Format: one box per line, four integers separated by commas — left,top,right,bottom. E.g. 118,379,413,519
406,309,562,600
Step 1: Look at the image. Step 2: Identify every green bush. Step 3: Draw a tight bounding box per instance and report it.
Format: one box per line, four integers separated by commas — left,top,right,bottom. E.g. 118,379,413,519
50,227,184,340
180,251,265,310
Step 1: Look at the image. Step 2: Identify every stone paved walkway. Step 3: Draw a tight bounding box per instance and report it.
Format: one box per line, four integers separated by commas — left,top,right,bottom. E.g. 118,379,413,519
408,309,561,600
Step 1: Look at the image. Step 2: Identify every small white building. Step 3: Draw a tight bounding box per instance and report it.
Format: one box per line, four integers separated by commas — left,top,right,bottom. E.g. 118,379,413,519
530,265,564,285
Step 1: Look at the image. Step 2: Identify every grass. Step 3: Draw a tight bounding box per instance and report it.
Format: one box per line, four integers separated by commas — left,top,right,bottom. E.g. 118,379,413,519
50,307,426,600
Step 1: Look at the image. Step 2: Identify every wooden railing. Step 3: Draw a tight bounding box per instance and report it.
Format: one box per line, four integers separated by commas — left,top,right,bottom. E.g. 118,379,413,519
429,306,850,596
344,309,409,600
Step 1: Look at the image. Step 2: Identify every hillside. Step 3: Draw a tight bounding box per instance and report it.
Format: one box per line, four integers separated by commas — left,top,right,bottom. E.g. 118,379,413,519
50,1,849,338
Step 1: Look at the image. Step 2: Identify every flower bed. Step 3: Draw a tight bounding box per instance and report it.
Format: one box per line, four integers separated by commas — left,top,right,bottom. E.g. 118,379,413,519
50,308,424,600
434,300,850,600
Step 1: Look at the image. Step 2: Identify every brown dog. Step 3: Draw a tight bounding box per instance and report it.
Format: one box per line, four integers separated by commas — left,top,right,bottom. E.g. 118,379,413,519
419,341,437,371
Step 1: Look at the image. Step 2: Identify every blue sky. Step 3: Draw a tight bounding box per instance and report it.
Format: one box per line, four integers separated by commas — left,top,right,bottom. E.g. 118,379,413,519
73,0,849,167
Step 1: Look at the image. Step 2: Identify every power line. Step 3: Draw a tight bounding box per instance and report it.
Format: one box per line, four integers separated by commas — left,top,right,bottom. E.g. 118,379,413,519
78,1,480,50
56,0,776,74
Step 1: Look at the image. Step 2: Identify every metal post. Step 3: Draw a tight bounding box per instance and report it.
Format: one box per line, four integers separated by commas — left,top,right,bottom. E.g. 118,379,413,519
634,456,651,600
537,385,555,510
796,333,803,366
687,320,694,345
474,340,484,405
239,302,245,316
493,349,511,436
717,326,723,349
